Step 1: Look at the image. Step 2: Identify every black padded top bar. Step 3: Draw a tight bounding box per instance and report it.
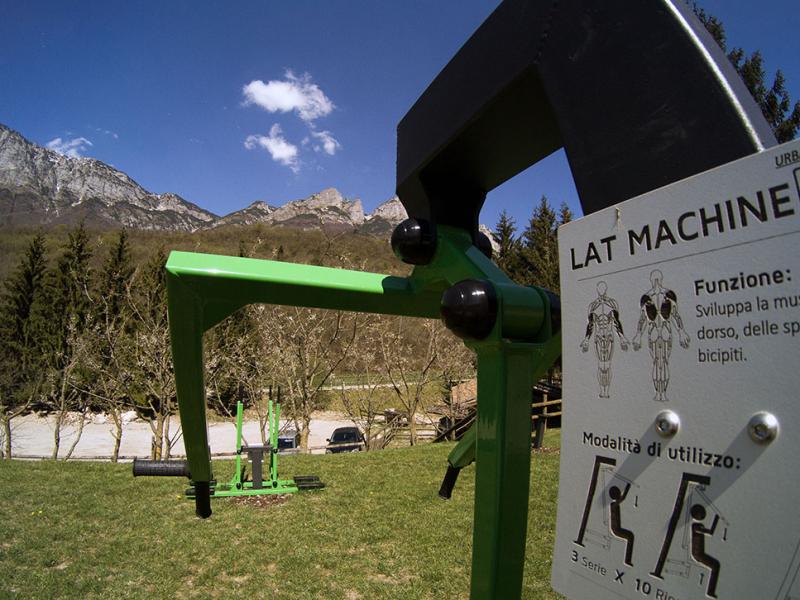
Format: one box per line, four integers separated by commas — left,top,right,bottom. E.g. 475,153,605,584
396,0,775,236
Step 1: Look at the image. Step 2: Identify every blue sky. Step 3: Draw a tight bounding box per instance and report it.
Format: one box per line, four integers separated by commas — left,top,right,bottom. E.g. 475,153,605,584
1,1,798,231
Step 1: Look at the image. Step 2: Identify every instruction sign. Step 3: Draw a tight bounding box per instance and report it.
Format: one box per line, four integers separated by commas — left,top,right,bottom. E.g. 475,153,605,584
552,140,800,600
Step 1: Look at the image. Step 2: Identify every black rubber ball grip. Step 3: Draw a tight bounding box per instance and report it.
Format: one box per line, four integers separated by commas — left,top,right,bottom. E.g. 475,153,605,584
132,458,190,478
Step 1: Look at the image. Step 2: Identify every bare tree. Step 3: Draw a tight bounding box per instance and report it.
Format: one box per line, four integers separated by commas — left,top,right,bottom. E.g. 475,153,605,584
0,368,43,459
129,310,178,459
0,380,40,459
268,306,361,450
128,248,178,460
45,315,93,459
434,325,476,440
240,305,286,445
377,316,439,446
338,319,386,450
79,301,135,462
90,229,136,461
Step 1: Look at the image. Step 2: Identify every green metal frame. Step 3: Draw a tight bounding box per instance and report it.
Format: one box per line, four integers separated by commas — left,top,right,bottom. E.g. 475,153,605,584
206,399,298,498
167,225,560,599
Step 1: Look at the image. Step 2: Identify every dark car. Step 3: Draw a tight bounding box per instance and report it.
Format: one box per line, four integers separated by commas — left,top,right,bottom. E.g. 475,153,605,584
325,427,365,454
277,430,300,454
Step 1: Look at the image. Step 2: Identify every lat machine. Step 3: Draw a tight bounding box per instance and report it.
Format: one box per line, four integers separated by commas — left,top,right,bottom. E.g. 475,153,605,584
164,1,773,598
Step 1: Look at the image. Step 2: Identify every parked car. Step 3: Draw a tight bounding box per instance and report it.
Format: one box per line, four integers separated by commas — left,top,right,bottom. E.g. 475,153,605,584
277,430,300,453
325,426,365,454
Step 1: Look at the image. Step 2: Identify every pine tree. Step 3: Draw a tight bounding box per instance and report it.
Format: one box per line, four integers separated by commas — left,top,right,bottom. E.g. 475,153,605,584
694,3,800,142
520,196,560,292
35,222,94,458
494,210,522,281
141,246,168,322
99,229,134,325
0,233,48,458
0,233,47,363
38,222,93,360
764,70,800,143
89,229,136,460
558,202,573,227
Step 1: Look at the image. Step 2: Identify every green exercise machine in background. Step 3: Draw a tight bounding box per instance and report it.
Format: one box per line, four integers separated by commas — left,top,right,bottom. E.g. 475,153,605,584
133,398,323,497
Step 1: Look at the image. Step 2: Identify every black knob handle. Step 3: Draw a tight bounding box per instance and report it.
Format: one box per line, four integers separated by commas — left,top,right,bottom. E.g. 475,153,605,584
440,279,498,340
390,218,437,265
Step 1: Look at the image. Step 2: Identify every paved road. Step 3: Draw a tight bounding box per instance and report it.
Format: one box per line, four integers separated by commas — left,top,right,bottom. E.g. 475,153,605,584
8,412,355,459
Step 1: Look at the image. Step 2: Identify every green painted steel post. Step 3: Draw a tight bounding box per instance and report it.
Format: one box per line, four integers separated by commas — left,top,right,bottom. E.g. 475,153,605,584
234,400,244,488
470,341,536,598
235,400,244,450
271,401,278,485
468,334,561,599
267,400,272,449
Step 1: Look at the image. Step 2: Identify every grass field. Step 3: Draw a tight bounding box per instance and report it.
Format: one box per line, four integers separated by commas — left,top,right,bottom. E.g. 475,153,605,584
0,432,564,599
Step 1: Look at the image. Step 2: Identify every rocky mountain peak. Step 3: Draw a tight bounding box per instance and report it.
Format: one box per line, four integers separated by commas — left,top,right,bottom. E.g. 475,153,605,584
368,196,407,222
0,123,497,243
0,123,217,230
262,187,365,232
305,187,344,209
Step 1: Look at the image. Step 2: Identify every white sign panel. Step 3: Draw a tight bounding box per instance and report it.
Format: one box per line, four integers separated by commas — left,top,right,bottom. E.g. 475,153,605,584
552,140,800,600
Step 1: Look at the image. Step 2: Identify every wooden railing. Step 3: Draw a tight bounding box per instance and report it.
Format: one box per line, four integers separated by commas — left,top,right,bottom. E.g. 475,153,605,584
430,379,562,447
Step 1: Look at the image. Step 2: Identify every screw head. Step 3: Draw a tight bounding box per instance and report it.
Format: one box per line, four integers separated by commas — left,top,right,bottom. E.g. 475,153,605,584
654,410,680,437
748,411,779,444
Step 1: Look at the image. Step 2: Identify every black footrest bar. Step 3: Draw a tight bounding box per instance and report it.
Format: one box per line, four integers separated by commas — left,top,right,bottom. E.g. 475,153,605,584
132,458,190,478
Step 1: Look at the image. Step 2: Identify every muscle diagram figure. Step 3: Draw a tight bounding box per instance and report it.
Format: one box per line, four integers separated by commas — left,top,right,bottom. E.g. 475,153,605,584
580,281,629,398
632,270,690,403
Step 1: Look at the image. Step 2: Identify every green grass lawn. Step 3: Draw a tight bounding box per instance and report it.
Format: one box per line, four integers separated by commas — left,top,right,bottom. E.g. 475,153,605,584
0,432,563,599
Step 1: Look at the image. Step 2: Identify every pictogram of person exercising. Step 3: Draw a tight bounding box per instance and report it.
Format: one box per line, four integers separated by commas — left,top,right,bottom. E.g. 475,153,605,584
609,484,635,567
632,270,690,402
690,504,721,599
581,281,629,398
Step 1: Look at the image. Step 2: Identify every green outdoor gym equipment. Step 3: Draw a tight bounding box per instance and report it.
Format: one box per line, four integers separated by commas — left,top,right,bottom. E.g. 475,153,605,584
133,397,323,497
188,399,323,499
166,226,560,597
208,399,295,497
166,0,772,598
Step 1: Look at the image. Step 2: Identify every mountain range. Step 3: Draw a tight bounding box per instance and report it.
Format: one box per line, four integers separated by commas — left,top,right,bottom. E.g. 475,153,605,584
0,123,408,236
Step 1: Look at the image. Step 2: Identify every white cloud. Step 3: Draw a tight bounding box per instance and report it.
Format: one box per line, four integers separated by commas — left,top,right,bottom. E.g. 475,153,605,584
242,70,334,123
310,130,340,156
244,124,300,173
46,136,93,158
94,127,119,139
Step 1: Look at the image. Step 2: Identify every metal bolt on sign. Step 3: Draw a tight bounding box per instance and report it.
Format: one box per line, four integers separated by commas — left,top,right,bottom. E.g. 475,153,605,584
655,410,681,438
748,412,779,444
